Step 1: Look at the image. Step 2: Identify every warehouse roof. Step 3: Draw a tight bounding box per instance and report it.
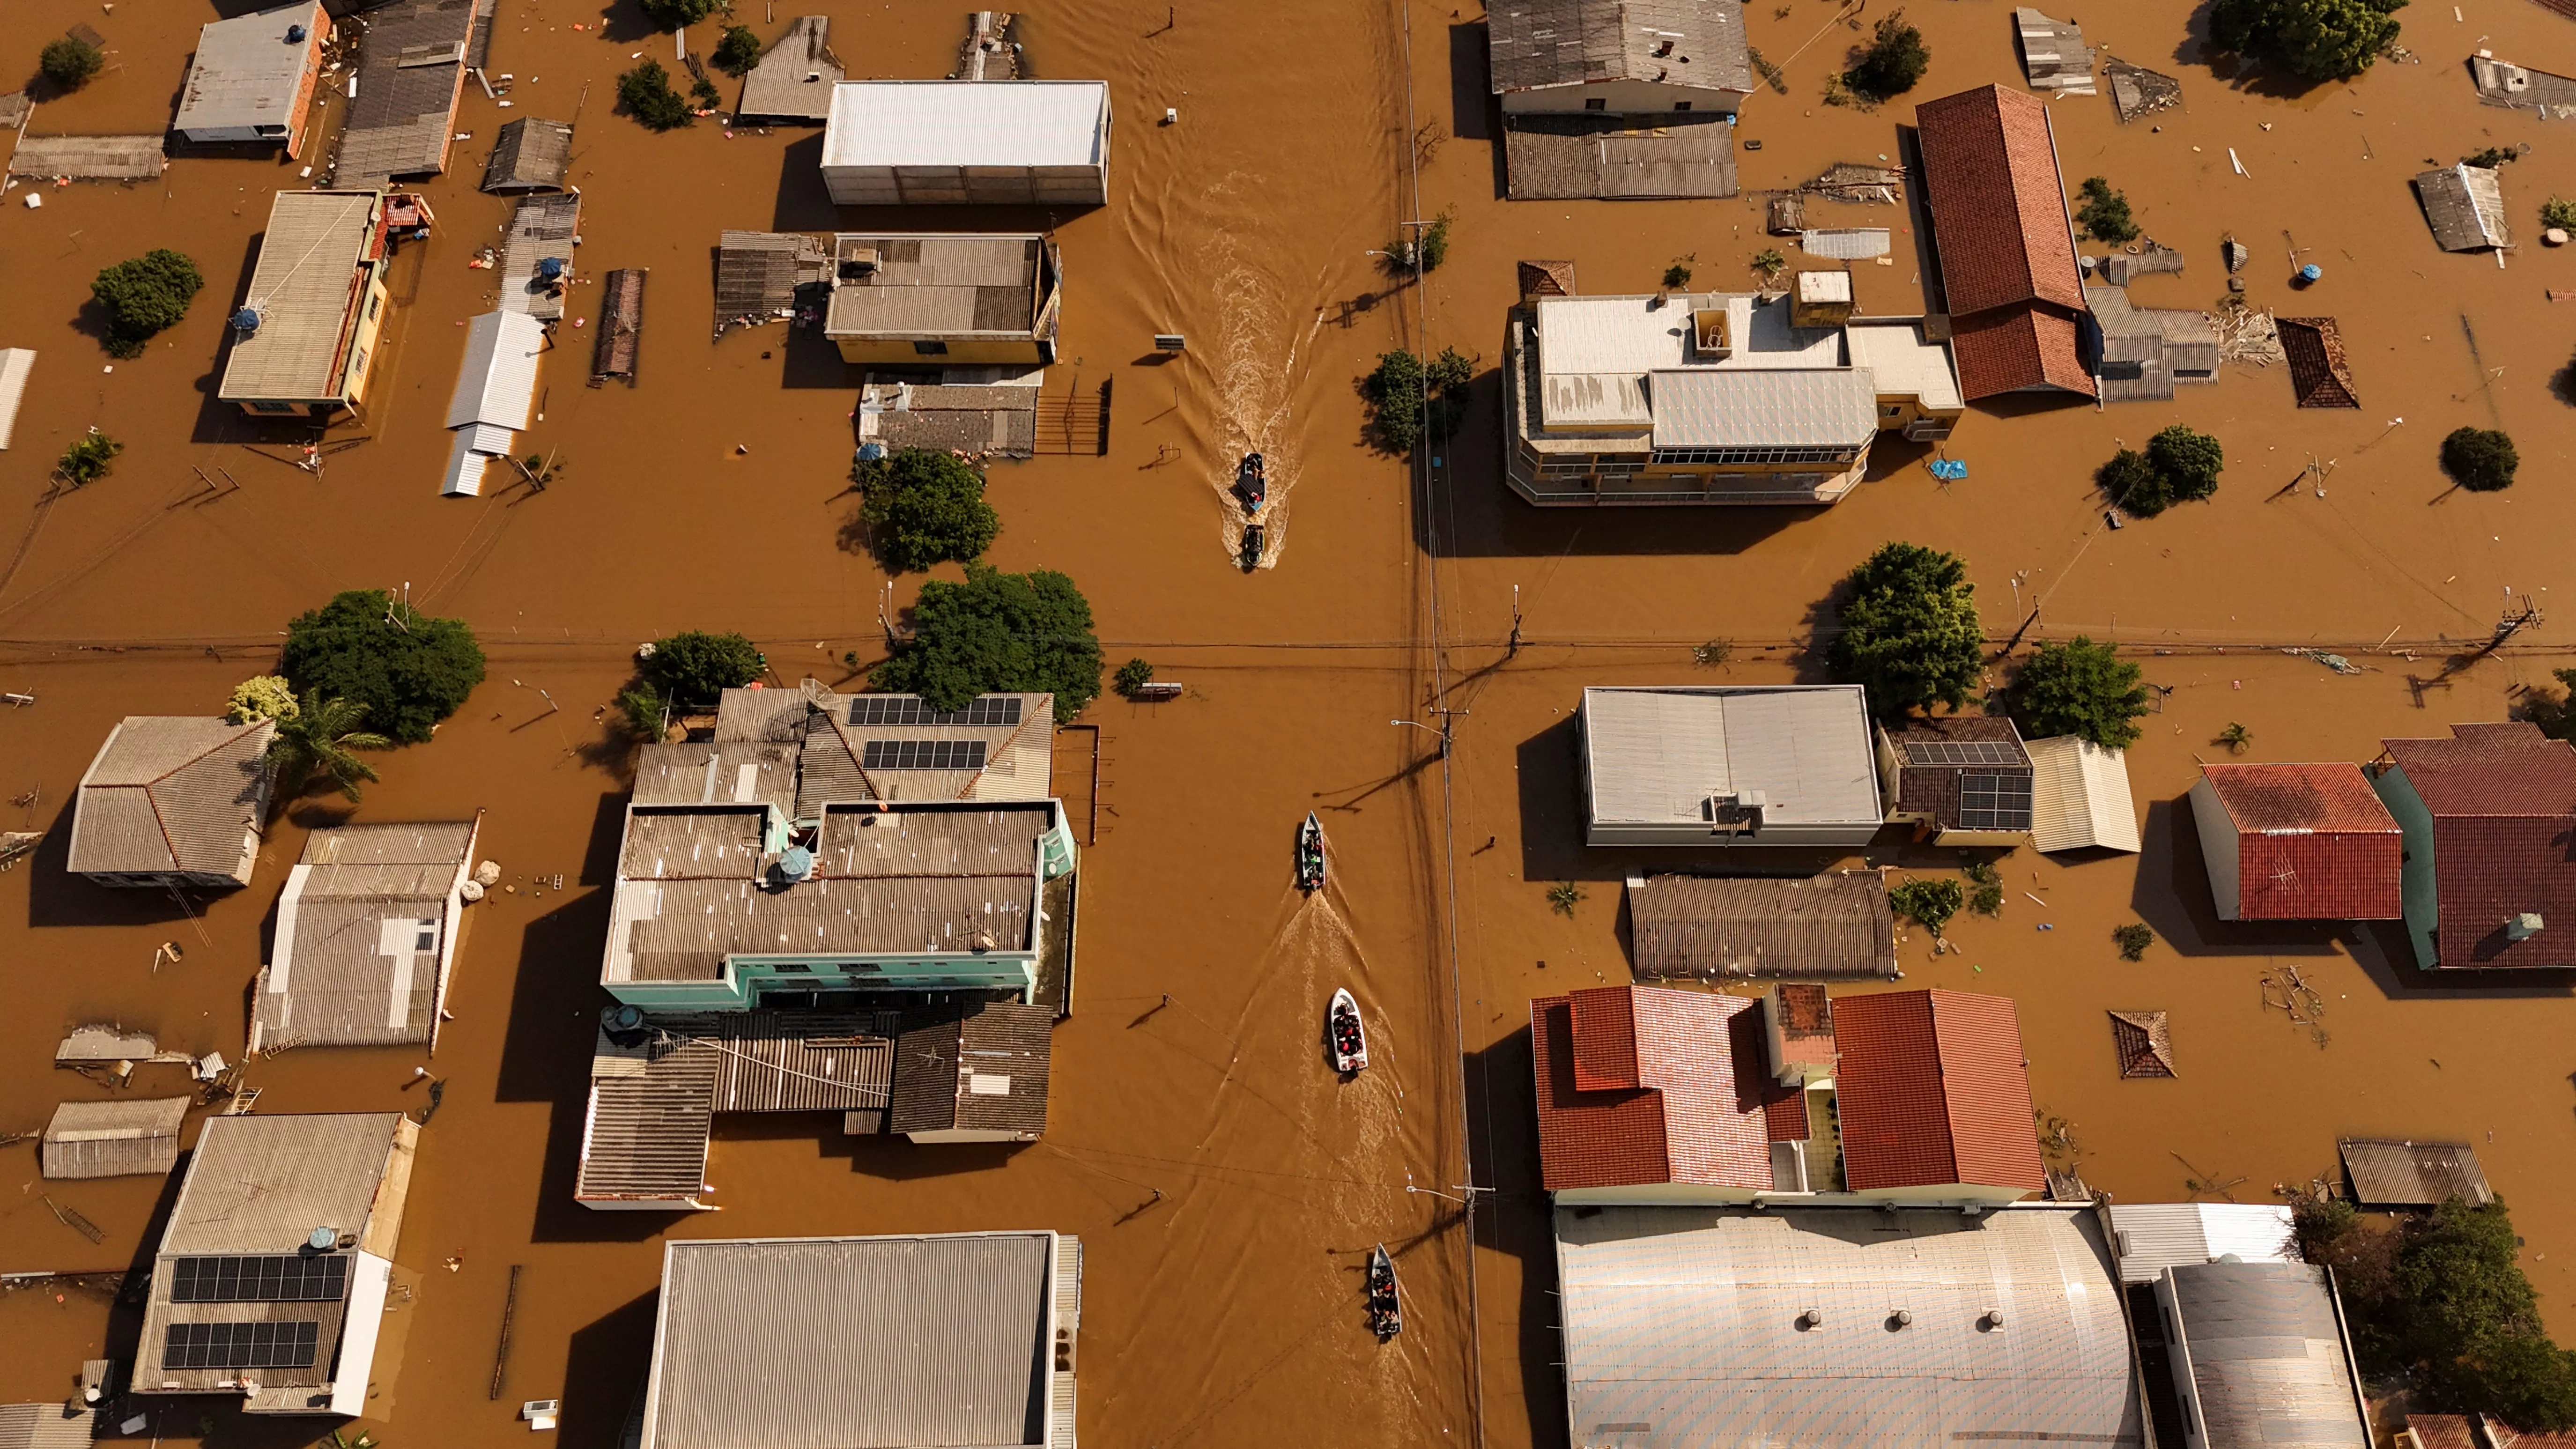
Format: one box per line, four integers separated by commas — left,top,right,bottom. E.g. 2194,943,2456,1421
1581,686,1882,830
1626,872,1897,980
643,1232,1072,1449
219,191,382,403
2108,1202,2293,1283
69,716,273,878
2166,1261,2370,1449
1831,989,2045,1194
1555,1203,2142,1447
1487,0,1754,98
822,81,1108,170
175,2,325,136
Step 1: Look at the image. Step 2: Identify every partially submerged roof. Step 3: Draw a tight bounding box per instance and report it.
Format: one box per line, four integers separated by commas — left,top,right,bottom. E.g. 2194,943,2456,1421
2198,762,2403,921
1886,716,2036,833
5,134,166,180
2382,722,2576,967
824,235,1047,340
0,1404,96,1449
714,230,830,333
1913,84,2094,399
2415,164,2511,251
2109,1202,2292,1283
1555,1204,2142,1447
1533,293,1843,429
255,820,477,1051
2340,1137,2493,1208
738,15,842,121
2028,735,2140,853
480,116,572,192
445,310,546,436
2166,1261,2370,1449
1530,985,1783,1193
1486,0,1754,98
822,81,1109,170
642,1232,1076,1449
1500,111,1740,202
1947,302,2093,400
498,192,580,322
888,999,1053,1137
43,1096,189,1180
2013,8,2096,94
2280,317,2361,408
2109,1009,2175,1079
219,191,382,404
1581,686,1882,830
69,716,274,878
0,349,32,451
1626,872,1897,980
1831,988,2045,1194
2472,54,2576,118
336,0,478,186
2087,284,2220,404
175,2,324,136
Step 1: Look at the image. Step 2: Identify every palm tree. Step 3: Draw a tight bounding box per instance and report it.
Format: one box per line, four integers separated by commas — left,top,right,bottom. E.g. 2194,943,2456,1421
266,692,392,804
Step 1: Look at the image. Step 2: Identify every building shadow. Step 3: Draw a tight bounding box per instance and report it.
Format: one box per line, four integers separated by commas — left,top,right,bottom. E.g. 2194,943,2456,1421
2127,796,2345,958
2344,917,2576,1001
23,798,213,930
1465,1026,1569,1449
768,131,834,231
1448,22,1511,202
577,790,629,887
185,233,276,445
490,893,663,1246
560,1289,662,1449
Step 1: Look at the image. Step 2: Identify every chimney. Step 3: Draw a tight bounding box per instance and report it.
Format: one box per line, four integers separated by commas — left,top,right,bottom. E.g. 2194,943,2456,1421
2507,912,2545,943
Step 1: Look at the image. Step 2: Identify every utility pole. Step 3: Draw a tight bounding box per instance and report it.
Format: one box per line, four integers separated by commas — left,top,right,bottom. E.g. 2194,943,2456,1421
1507,584,1523,659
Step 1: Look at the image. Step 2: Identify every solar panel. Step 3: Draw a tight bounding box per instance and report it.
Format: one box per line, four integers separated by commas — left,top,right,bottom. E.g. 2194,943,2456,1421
860,739,989,771
845,696,1022,728
1904,739,2024,767
161,1320,321,1370
171,1255,348,1303
1958,770,2036,831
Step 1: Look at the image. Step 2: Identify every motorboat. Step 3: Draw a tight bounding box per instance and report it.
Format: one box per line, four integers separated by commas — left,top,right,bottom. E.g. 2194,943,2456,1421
1296,812,1326,893
1239,523,1265,572
1328,988,1368,1074
1366,1243,1402,1340
1236,452,1267,513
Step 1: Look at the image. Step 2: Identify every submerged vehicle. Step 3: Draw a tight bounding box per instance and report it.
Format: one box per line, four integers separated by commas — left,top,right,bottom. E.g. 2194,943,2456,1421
1296,812,1326,893
1328,987,1368,1074
1366,1243,1402,1340
1239,523,1265,572
1236,451,1267,512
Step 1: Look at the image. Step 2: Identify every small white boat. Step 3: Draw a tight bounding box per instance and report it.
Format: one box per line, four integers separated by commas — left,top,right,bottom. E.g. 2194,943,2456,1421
1327,988,1368,1074
1296,812,1326,893
1366,1243,1402,1340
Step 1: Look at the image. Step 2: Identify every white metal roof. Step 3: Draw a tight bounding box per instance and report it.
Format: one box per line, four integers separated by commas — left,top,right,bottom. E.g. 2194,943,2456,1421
1846,319,1964,411
1582,686,1881,827
219,191,379,402
822,81,1108,169
439,426,496,498
2107,1203,2293,1284
445,310,545,431
1537,293,1844,429
2027,735,2141,853
1648,368,1878,450
0,349,32,451
175,1,324,134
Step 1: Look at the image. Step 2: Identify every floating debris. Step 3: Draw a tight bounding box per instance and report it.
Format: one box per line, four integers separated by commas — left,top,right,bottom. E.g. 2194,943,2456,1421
2103,56,2183,123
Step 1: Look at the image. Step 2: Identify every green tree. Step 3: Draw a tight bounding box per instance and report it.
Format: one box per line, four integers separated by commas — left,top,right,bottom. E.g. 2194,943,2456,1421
2209,0,2406,82
852,448,1000,571
618,683,669,740
265,693,392,805
639,0,724,29
2148,425,2224,502
1827,542,1984,718
2076,177,2140,244
2442,427,2518,492
617,60,693,130
57,430,120,486
640,631,764,707
39,37,103,90
91,250,204,358
226,675,300,725
873,564,1103,715
1844,9,1930,101
2543,197,2576,232
1361,347,1475,454
1890,878,1964,936
1113,658,1155,698
2525,669,2576,741
2099,448,2166,515
280,590,487,745
712,24,762,76
2013,636,2148,748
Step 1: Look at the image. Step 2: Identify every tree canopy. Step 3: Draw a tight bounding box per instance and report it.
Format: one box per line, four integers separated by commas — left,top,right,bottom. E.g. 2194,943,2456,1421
91,250,204,359
873,564,1103,716
2012,636,2148,749
2442,427,2519,492
226,675,299,725
40,37,103,90
1362,348,1475,454
279,590,487,745
712,24,763,76
617,60,693,130
2076,177,2140,244
1844,10,1930,101
2210,0,2406,81
1827,542,1984,718
642,631,766,708
853,448,1000,572
2102,426,2225,516
638,0,723,29
266,693,392,805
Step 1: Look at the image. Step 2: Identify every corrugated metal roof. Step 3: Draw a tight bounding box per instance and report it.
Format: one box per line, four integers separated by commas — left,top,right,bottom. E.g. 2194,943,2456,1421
824,235,1043,338
2339,1138,2493,1207
1555,1204,2143,1447
889,1000,1052,1135
1628,872,1897,980
0,349,33,451
2014,8,2097,94
68,717,274,878
439,425,496,498
0,1404,98,1449
160,1113,409,1254
2167,1261,2369,1449
1648,367,1877,449
481,116,572,192
5,134,166,179
220,191,380,404
643,1232,1065,1449
2414,164,2511,251
1487,0,1754,97
822,81,1108,169
444,310,546,430
1583,686,1882,828
498,192,579,322
738,15,842,121
336,0,476,185
256,820,476,1050
2028,736,2141,853
175,2,326,135
2108,1203,2292,1283
42,1096,189,1180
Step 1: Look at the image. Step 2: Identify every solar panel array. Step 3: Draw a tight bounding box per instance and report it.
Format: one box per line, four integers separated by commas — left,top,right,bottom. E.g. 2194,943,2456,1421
162,1320,320,1370
172,1254,348,1303
861,739,989,771
1959,770,2036,831
846,696,1022,728
1902,739,2025,767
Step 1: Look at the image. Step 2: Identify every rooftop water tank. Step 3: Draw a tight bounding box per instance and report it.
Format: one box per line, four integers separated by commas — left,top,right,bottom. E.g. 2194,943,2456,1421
307,1226,336,1251
231,307,261,334
778,845,815,882
536,256,567,281
286,23,307,43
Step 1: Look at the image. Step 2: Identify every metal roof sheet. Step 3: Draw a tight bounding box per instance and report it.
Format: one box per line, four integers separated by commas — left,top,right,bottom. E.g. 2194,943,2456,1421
1582,686,1881,828
2414,164,2511,251
175,2,325,134
2339,1138,2493,1207
160,1113,410,1254
1555,1204,2142,1448
2028,736,2140,853
5,134,166,179
42,1096,189,1180
336,0,477,185
643,1232,1065,1449
1647,367,1877,450
2167,1261,2369,1449
1627,872,1897,979
444,310,546,430
0,349,33,451
1486,0,1754,96
480,116,572,191
2108,1204,2292,1283
0,1404,98,1449
498,192,579,321
220,192,380,403
822,81,1108,169
738,15,842,121
257,821,476,1050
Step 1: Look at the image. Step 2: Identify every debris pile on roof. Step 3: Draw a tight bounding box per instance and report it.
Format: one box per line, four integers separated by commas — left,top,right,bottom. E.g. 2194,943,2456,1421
2278,318,2360,408
2014,8,2096,94
2102,56,2182,122
714,230,830,337
1799,161,1903,204
499,192,579,322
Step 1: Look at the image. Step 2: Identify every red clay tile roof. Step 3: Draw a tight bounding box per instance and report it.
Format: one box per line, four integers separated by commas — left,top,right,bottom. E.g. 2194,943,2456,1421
2384,724,2576,968
1830,989,2044,1193
1947,303,2095,400
1530,985,1786,1191
1914,85,2088,317
2407,1416,2576,1449
2201,764,2404,920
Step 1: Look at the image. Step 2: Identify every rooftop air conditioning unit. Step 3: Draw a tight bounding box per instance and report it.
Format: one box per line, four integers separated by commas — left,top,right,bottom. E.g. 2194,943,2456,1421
1708,790,1767,836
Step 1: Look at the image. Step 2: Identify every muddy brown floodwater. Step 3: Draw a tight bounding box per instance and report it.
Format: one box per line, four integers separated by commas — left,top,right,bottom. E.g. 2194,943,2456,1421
5,0,2576,1444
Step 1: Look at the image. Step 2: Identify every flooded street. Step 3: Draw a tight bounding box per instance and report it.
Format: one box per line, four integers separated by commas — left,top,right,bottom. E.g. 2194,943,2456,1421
4,0,2576,1443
